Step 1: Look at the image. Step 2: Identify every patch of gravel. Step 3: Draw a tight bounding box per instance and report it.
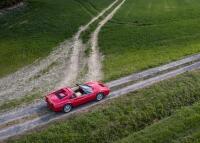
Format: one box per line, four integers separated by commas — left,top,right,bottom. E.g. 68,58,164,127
0,40,72,103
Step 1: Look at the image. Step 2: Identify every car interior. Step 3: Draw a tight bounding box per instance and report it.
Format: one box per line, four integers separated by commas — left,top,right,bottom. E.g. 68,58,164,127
55,89,68,99
74,88,85,97
72,84,93,98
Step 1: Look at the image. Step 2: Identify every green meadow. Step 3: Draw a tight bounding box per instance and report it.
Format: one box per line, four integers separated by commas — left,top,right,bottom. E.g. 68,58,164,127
116,102,200,143
99,0,200,81
0,0,113,77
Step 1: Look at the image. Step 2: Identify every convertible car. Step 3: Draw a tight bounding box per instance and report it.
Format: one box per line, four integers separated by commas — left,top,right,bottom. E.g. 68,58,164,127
45,81,110,113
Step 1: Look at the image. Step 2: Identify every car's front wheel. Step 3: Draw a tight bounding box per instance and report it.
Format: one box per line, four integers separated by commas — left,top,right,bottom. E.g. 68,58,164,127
63,104,72,113
96,93,104,101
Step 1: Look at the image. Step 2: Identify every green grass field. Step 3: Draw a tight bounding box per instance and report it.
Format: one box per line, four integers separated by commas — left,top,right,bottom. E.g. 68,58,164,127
7,70,200,143
0,0,113,77
116,102,200,143
99,0,200,81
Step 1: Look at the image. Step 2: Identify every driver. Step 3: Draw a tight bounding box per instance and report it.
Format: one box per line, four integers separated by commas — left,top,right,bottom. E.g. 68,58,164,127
75,91,82,97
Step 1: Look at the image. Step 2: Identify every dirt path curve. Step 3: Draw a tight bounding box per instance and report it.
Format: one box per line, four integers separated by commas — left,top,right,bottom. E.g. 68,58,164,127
57,0,119,87
0,0,119,103
1,58,200,141
87,0,126,81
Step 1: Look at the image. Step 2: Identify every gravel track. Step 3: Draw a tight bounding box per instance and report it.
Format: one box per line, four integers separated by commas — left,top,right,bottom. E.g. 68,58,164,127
87,0,126,81
57,0,119,87
107,53,200,88
109,61,200,98
0,54,200,141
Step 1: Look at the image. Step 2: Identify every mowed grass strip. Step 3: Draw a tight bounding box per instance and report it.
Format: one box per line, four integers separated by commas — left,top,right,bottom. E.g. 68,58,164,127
0,0,114,77
7,70,200,143
115,102,200,143
99,0,200,81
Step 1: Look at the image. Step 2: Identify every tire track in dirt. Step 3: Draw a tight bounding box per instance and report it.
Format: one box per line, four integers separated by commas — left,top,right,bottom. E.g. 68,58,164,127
87,0,126,81
1,59,200,141
57,0,119,87
0,0,119,103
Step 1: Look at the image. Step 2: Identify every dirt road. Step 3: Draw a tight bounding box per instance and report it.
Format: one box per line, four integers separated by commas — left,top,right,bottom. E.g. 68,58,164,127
1,53,200,141
87,0,126,81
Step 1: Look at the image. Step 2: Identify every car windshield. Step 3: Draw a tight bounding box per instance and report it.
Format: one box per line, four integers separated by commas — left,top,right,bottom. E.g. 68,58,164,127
79,85,92,94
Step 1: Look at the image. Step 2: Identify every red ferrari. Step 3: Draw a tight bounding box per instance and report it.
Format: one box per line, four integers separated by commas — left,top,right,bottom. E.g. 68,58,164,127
45,81,110,113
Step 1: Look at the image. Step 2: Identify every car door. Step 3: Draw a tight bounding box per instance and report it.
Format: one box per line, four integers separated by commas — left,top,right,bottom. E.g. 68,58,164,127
72,93,93,106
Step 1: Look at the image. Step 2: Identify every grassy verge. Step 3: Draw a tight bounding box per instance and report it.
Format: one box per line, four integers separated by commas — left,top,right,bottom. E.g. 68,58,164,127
0,93,42,112
99,0,200,81
116,102,200,143
173,127,200,143
7,70,200,143
0,0,114,77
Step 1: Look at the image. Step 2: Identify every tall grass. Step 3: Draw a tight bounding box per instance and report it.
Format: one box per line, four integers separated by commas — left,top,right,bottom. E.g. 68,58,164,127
116,102,200,143
7,70,200,143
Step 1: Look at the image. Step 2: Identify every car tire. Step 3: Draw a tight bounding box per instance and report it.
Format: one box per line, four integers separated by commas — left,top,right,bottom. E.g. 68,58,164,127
96,93,104,101
63,104,72,113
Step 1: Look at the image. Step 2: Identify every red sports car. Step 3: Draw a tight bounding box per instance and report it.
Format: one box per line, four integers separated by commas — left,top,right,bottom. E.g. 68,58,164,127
45,81,110,113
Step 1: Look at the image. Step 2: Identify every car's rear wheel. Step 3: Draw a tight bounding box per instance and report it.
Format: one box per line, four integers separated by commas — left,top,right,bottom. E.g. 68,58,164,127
63,104,72,113
96,93,104,101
